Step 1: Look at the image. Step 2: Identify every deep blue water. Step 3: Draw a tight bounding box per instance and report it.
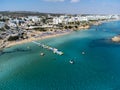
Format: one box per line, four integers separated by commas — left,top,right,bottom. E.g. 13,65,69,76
0,21,120,90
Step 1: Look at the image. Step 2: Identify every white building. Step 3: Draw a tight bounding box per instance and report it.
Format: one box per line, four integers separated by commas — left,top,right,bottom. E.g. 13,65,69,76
8,21,17,27
27,16,41,22
53,17,62,24
111,15,120,20
78,16,88,21
0,22,5,28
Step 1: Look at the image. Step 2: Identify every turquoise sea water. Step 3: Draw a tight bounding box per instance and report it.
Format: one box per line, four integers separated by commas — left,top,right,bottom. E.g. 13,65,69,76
1,21,120,90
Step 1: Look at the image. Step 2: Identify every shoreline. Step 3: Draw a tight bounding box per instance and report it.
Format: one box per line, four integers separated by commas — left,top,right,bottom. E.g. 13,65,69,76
5,25,90,48
6,30,72,48
2,19,119,49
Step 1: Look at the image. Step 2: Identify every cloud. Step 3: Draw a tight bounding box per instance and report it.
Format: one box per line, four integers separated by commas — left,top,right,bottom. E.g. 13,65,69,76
70,0,79,3
44,0,64,2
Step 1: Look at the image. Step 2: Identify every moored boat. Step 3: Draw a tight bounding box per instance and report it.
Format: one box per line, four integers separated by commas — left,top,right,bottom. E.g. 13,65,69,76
40,53,45,56
69,60,74,64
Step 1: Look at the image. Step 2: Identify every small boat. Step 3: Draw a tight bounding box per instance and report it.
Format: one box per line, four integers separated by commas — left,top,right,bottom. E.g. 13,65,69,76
82,51,85,55
40,53,45,56
69,60,74,64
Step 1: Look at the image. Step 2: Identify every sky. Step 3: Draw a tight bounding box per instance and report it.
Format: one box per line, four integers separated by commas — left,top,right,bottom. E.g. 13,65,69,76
0,0,120,14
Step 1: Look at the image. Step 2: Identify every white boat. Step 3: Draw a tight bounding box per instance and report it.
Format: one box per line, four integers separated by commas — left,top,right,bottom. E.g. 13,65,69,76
82,51,85,55
69,60,74,64
40,53,45,56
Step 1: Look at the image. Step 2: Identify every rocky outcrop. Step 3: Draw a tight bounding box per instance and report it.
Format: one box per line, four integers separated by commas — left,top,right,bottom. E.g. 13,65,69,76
78,25,90,30
111,36,120,42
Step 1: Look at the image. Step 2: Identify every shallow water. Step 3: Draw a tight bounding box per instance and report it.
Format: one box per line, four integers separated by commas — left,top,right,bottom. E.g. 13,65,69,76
0,21,120,90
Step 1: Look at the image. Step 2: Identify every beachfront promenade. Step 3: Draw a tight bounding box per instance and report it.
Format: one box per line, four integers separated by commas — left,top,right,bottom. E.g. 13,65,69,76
32,41,64,55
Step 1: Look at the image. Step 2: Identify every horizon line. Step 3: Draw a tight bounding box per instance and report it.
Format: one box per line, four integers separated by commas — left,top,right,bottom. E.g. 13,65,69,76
0,10,119,15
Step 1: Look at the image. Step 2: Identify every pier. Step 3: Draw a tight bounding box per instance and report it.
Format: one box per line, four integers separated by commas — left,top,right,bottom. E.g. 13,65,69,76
32,41,64,55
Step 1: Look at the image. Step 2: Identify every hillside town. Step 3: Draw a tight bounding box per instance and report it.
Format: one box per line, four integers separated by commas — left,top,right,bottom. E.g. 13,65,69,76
0,12,120,49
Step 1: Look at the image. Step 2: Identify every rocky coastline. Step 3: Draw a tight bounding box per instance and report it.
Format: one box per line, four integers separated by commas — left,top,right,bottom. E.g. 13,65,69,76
111,35,120,42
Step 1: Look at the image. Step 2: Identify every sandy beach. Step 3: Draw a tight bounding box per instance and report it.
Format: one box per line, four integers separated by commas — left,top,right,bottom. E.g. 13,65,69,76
1,19,113,49
6,30,72,48
5,24,92,48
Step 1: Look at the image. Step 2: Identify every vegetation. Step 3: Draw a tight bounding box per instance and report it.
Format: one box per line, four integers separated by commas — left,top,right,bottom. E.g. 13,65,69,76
8,36,19,41
34,28,47,31
0,11,64,17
